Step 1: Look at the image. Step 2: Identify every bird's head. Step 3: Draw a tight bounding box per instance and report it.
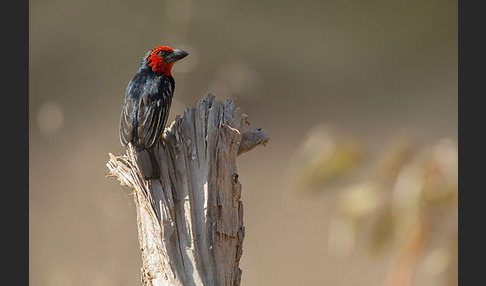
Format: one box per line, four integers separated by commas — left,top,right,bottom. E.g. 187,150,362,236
143,46,189,76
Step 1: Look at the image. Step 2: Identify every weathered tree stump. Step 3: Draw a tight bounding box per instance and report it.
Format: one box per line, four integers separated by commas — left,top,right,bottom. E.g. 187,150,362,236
106,94,269,286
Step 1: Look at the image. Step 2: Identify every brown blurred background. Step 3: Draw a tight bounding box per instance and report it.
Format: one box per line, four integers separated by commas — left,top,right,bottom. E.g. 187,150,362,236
29,0,457,285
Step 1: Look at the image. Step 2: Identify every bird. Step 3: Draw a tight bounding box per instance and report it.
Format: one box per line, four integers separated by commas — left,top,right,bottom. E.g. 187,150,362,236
119,46,188,180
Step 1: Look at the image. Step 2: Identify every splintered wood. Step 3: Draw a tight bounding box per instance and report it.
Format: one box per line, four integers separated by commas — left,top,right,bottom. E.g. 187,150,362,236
106,94,269,286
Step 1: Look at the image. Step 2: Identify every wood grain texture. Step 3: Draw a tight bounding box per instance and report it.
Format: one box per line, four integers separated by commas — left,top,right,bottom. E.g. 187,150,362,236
107,94,269,286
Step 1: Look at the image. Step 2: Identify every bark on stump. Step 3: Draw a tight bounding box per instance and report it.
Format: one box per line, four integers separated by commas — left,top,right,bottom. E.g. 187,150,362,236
106,94,269,286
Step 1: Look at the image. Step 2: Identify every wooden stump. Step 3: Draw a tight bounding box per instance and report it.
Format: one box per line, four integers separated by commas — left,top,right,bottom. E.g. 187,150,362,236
106,94,269,286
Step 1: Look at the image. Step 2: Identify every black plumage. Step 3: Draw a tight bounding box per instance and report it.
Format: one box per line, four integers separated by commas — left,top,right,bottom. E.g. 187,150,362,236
119,46,188,179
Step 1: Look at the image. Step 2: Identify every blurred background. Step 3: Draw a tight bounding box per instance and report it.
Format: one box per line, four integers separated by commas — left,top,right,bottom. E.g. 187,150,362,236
29,0,457,285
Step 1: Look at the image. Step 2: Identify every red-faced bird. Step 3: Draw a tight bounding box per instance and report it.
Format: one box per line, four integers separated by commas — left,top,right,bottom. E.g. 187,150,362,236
120,46,188,179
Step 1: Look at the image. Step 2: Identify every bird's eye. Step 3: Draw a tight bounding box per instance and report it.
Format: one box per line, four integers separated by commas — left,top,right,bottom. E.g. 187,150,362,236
158,50,166,56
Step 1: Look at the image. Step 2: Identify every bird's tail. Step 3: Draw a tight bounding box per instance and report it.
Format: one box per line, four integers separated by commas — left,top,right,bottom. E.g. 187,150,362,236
135,149,160,180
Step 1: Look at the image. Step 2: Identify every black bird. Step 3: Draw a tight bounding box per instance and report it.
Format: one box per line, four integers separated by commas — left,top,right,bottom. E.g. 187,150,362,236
120,46,188,179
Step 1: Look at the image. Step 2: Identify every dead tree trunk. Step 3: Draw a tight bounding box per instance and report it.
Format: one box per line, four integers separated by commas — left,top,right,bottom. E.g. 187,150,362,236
106,94,269,286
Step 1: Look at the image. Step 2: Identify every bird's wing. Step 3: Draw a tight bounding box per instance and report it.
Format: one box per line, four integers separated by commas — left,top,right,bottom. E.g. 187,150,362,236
136,94,171,149
120,96,134,146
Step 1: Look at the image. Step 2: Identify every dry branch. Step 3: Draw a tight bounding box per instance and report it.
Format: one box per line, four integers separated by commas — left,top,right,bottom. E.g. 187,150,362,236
106,94,269,286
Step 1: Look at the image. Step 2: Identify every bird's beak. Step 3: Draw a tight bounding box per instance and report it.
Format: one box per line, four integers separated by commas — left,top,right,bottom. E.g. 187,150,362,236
165,49,189,63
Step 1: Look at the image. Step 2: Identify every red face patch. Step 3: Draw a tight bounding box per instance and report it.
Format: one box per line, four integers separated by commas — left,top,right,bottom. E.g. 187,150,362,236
146,46,175,76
